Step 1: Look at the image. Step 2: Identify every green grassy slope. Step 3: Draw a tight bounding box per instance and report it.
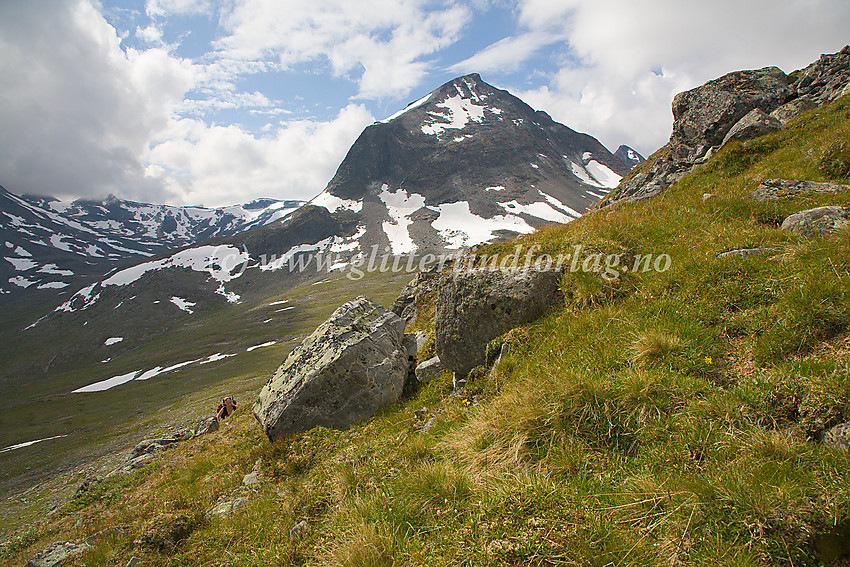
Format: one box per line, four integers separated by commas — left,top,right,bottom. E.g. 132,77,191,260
3,95,850,567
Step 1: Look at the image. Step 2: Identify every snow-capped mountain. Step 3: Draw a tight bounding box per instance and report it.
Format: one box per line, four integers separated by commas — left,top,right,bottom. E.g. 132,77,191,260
23,74,635,336
307,73,630,253
614,145,646,170
0,187,301,300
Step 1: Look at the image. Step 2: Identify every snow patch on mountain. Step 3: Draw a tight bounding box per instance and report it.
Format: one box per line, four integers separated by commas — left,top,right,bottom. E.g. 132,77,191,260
499,201,575,224
170,296,196,314
311,191,362,213
104,245,248,287
429,202,534,249
5,257,38,271
379,186,426,254
421,94,488,136
585,161,622,189
381,92,433,123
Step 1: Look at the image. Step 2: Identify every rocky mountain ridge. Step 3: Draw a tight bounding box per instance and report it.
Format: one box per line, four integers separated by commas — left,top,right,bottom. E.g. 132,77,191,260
604,45,850,206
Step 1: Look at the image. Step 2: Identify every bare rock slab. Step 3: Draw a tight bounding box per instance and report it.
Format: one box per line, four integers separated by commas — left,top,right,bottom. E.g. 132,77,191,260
781,206,850,237
253,296,408,442
747,178,849,200
25,542,91,567
435,269,560,377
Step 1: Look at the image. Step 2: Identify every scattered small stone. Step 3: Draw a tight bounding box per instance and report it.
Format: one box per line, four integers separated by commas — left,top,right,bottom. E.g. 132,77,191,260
717,248,777,259
421,417,436,433
822,422,850,450
242,471,259,486
702,193,718,201
208,497,249,519
25,541,91,567
289,520,309,540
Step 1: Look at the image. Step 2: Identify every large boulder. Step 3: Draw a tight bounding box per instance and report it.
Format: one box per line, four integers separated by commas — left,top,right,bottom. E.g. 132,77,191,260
720,108,783,148
435,269,560,377
781,206,850,237
670,66,793,163
253,296,408,442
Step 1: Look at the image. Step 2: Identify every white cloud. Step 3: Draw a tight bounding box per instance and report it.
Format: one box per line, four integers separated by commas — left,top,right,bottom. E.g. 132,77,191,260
146,0,212,17
144,103,375,206
215,0,471,99
499,0,850,155
0,0,195,203
450,31,563,74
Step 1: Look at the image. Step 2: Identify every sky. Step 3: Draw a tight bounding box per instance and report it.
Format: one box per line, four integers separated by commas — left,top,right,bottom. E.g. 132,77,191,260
0,0,847,207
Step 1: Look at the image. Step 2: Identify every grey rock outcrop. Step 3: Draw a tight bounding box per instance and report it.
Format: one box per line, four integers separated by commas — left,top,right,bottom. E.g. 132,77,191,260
435,269,560,377
415,356,444,383
793,45,850,105
253,296,408,442
781,206,850,237
746,179,849,200
602,46,850,208
671,66,793,164
25,541,91,567
721,109,783,148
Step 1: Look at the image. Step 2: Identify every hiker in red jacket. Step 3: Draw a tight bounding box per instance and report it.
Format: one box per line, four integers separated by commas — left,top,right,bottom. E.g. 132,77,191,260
216,396,238,423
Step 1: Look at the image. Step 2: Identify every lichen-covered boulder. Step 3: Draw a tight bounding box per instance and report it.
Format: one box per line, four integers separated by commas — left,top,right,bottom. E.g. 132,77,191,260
781,206,850,237
253,296,408,442
435,269,560,377
670,66,793,163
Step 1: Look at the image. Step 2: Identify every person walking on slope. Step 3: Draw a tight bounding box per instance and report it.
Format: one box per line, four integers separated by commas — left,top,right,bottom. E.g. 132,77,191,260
216,396,237,423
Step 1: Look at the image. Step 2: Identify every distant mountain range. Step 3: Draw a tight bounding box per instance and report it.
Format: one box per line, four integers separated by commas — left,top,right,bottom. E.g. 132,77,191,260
0,188,301,301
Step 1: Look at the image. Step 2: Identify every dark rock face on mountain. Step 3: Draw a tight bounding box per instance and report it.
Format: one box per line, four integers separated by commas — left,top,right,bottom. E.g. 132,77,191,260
614,145,645,170
605,46,850,206
253,297,408,442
